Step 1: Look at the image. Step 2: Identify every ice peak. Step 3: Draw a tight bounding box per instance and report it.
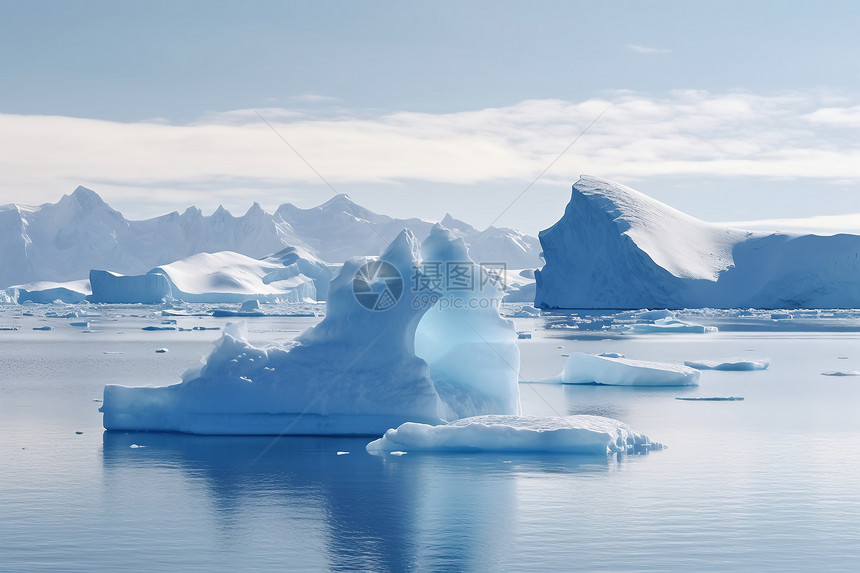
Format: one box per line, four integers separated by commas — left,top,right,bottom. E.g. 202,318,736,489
67,186,109,210
244,202,266,218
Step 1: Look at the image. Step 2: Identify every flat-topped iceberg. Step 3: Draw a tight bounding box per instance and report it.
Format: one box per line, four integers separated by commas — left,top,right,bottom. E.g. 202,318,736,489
366,415,662,455
561,352,700,386
685,359,769,371
536,176,860,309
101,226,521,435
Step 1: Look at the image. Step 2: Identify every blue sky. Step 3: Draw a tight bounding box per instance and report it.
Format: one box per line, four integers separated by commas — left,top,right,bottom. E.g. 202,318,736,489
2,0,860,234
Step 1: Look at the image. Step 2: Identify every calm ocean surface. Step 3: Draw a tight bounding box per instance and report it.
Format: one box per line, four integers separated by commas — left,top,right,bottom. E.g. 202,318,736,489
2,307,860,572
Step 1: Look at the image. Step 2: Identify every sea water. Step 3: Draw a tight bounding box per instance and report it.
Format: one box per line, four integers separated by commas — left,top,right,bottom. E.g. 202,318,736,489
2,306,860,571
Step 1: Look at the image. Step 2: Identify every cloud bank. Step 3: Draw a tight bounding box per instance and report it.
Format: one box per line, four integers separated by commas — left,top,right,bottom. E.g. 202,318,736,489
2,90,860,224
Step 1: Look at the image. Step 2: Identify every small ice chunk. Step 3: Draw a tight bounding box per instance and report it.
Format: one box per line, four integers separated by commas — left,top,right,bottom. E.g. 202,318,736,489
389,451,407,456
32,326,53,331
336,451,350,455
142,325,175,331
75,431,83,435
598,352,625,358
69,321,89,328
129,444,145,448
684,359,769,371
676,396,744,401
155,348,168,353
561,352,699,386
366,415,662,455
517,331,532,339
822,371,860,377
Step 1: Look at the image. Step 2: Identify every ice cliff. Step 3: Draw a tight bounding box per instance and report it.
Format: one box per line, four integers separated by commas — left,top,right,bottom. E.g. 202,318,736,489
535,176,860,309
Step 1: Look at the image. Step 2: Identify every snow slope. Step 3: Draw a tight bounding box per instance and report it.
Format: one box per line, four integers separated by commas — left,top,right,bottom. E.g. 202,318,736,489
535,176,860,309
0,188,541,289
100,225,521,435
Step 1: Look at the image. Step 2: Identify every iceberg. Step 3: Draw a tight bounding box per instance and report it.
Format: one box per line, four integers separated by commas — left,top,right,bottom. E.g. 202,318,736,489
560,352,700,386
2,279,91,304
89,247,331,304
684,359,769,371
101,225,521,435
365,415,662,455
536,176,860,309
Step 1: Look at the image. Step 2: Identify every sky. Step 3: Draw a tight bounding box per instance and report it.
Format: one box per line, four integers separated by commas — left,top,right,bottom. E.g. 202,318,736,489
2,0,860,235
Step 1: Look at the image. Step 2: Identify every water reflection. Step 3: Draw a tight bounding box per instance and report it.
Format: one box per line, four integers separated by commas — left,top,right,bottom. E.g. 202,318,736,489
103,432,618,571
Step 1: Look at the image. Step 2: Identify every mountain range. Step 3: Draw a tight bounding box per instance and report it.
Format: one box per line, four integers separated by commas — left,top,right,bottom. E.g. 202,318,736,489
0,187,541,289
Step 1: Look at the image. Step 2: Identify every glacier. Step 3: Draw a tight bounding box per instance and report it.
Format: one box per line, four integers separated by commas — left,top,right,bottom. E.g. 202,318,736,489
100,225,521,435
535,176,860,309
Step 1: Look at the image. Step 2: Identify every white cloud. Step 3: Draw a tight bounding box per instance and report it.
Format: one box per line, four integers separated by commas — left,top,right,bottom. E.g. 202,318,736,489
627,44,671,55
719,213,860,235
3,90,860,222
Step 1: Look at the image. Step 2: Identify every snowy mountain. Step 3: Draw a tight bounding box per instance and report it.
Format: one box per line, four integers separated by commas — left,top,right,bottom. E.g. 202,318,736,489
535,176,860,309
275,194,541,268
0,187,542,289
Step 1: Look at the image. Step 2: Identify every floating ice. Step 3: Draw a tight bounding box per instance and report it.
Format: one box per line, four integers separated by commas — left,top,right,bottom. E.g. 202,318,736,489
101,226,521,435
560,352,700,386
822,371,860,377
684,359,769,371
676,396,744,401
625,317,717,334
366,415,662,455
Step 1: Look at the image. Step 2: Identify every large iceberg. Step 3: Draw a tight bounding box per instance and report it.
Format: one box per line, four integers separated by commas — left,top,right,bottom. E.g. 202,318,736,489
101,226,520,435
89,247,332,304
366,415,662,455
535,176,860,309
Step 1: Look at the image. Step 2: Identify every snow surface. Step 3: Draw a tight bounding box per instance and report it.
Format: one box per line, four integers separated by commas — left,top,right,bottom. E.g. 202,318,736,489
685,359,769,371
365,415,662,455
561,352,700,386
101,225,521,435
536,176,860,309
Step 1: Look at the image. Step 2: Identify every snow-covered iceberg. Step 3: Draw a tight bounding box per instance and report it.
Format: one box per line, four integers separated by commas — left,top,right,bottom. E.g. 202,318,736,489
2,279,91,304
101,226,520,435
366,415,662,455
89,247,331,304
560,352,700,386
535,176,860,309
